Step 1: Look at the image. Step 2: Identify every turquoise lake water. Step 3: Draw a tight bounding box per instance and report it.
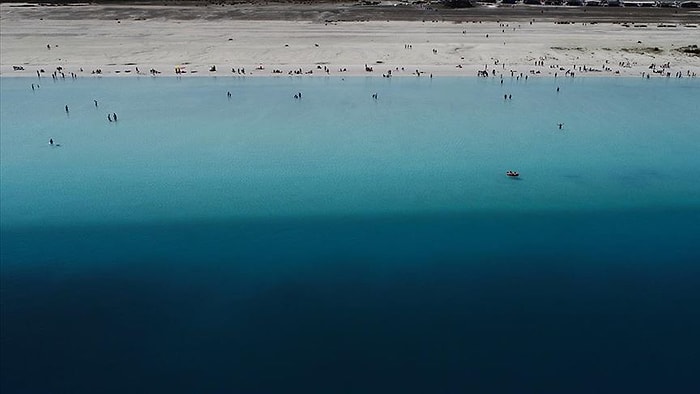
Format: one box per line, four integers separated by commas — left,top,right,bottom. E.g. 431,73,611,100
1,76,699,392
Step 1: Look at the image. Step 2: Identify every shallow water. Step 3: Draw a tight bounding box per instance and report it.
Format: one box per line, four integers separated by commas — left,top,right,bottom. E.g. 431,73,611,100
2,76,700,393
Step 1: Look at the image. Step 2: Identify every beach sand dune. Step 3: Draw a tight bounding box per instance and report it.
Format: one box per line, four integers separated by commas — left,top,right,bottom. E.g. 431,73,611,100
1,3,698,78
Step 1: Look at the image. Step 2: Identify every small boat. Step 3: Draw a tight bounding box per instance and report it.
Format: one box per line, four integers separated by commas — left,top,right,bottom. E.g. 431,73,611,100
506,170,519,177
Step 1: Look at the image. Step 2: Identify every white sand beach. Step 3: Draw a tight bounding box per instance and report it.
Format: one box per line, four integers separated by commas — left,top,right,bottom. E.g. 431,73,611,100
1,3,699,78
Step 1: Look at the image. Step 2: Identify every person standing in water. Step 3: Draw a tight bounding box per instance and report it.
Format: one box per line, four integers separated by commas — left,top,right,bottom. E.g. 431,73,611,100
65,105,69,113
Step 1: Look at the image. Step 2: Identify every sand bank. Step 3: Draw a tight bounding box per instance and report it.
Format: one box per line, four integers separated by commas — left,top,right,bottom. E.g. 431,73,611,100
1,3,699,79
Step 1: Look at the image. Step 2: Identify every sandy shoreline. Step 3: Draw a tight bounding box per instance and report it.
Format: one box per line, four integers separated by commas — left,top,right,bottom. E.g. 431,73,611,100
1,3,699,79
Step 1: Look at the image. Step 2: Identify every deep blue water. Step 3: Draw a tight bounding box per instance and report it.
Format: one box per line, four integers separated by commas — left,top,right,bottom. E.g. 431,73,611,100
1,76,700,393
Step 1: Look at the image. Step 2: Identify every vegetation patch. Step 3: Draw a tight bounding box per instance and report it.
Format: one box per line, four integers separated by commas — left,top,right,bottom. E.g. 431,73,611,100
551,46,584,51
675,45,700,56
621,47,662,54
